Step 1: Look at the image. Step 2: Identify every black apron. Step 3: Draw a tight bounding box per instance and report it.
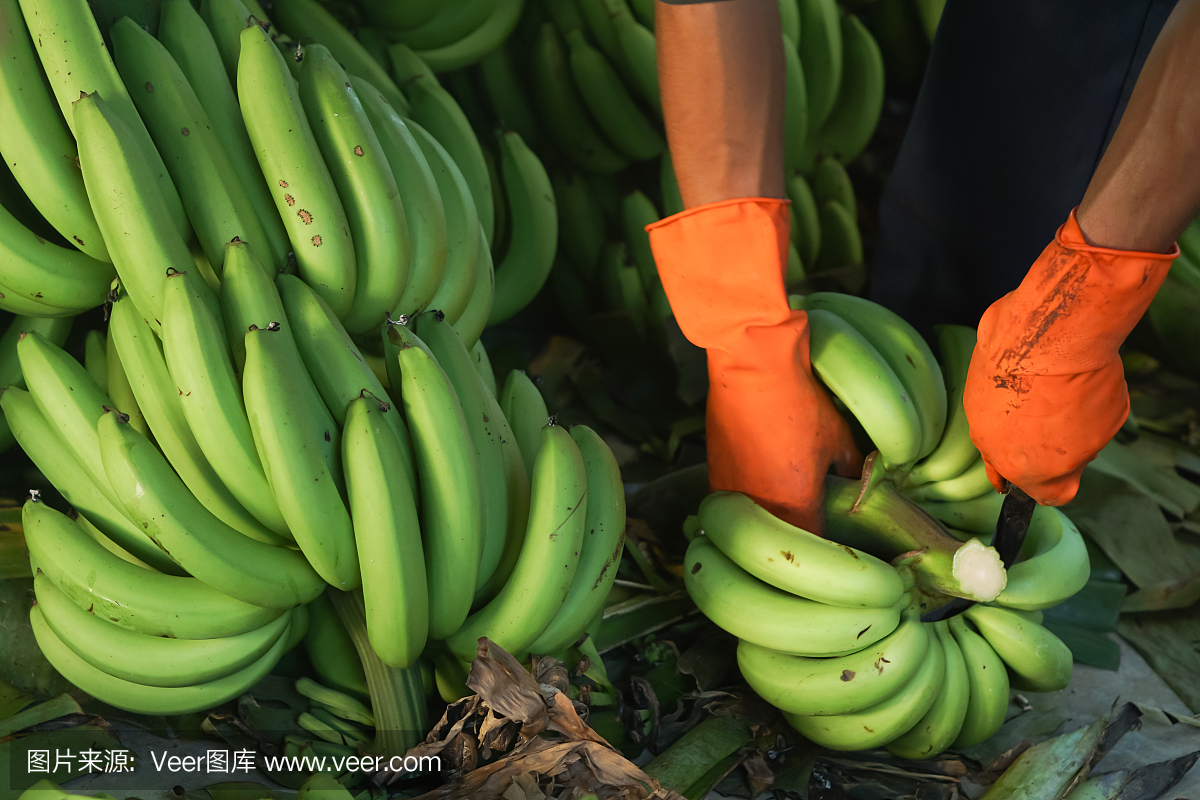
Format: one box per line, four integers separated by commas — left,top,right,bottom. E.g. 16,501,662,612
869,0,1178,333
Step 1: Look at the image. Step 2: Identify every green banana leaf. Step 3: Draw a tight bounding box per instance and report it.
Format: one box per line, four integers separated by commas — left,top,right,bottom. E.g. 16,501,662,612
1117,606,1200,713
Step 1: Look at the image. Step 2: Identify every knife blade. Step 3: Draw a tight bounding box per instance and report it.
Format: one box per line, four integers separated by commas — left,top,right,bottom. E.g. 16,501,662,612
920,483,1036,622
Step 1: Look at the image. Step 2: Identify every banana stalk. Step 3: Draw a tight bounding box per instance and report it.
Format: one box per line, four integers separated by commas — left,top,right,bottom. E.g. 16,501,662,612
824,454,1007,603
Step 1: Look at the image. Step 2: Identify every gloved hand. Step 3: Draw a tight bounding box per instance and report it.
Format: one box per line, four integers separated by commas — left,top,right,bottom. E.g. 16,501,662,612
963,208,1177,505
648,198,861,533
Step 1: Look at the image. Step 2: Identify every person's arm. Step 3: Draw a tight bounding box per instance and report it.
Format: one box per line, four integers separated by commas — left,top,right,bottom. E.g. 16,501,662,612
656,0,785,208
964,0,1200,506
1077,0,1200,251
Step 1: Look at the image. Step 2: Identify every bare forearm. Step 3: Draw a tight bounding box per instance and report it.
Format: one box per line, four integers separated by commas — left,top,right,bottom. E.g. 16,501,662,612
655,0,785,209
1077,0,1200,252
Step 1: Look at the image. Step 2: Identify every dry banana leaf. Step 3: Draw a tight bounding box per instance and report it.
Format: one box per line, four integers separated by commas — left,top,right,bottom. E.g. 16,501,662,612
400,639,685,800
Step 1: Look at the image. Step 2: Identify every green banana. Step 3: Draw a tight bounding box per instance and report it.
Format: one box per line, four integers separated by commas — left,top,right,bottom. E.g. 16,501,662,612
0,315,72,450
158,0,290,270
351,75,448,318
564,29,664,162
216,242,283,373
294,677,375,726
277,273,417,495
599,241,649,336
488,130,557,325
17,329,120,502
299,45,410,334
237,23,356,317
29,603,291,715
109,290,283,544
786,171,821,268
949,613,1009,747
446,422,587,663
964,604,1073,692
609,0,660,111
414,311,508,593
685,536,904,656
782,32,810,175
200,0,255,84
630,0,655,29
0,200,112,316
18,0,189,238
530,23,629,175
161,271,288,536
472,381,532,605
886,621,970,759
75,512,154,571
84,330,107,393
622,190,664,298
392,45,494,244
0,0,108,260
35,574,290,687
824,471,1007,603
811,156,857,220
472,339,498,398
796,0,843,133
97,409,325,608
408,0,524,73
451,222,495,350
699,491,904,609
477,41,541,151
786,240,806,287
343,396,428,669
779,0,800,43
359,0,439,32
243,323,359,590
304,592,369,700
408,120,480,326
105,329,148,438
804,292,947,461
528,424,626,655
812,14,885,165
112,17,272,275
500,368,548,480
2,386,179,574
390,0,497,51
24,500,283,638
384,322,483,640
75,91,220,332
804,307,922,468
814,198,862,269
784,625,944,750
738,607,931,716
218,245,341,479
554,169,607,280
906,325,980,486
270,0,408,113
907,458,994,502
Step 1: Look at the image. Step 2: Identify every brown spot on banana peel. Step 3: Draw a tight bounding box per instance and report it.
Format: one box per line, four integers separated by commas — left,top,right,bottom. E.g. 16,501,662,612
311,235,322,247
284,194,295,206
297,209,312,224
353,146,364,156
840,670,855,681
279,180,288,187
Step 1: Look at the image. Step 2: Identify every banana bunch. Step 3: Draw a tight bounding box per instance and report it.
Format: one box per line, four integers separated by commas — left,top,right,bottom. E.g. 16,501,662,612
1,0,560,336
352,0,526,73
685,490,1077,756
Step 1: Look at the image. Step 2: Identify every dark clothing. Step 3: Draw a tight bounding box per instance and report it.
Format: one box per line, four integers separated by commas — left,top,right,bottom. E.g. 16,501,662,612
870,0,1178,333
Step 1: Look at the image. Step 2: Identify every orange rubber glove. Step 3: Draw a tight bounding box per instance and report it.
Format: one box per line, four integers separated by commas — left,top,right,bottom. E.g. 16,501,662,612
648,197,861,533
964,208,1177,505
